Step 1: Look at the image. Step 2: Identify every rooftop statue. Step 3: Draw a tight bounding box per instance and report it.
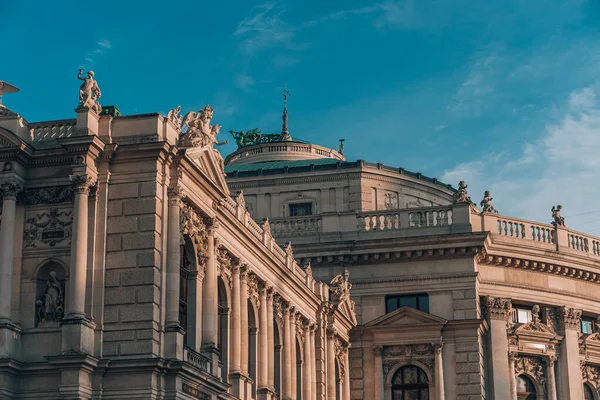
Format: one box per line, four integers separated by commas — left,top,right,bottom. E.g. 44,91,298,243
167,105,183,129
453,180,472,204
480,190,498,213
551,205,565,227
229,128,288,148
180,105,223,148
77,69,102,114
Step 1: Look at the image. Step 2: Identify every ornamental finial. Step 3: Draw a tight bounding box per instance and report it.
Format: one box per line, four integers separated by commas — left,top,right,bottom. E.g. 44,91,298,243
281,86,292,141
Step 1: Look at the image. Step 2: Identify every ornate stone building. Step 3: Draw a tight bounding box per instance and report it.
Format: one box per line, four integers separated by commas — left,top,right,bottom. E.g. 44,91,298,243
224,115,600,399
0,75,356,399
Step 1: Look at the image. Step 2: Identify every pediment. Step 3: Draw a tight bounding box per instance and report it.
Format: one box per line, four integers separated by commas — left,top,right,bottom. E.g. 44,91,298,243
0,127,25,148
184,146,230,196
514,321,557,337
584,332,600,346
364,306,447,328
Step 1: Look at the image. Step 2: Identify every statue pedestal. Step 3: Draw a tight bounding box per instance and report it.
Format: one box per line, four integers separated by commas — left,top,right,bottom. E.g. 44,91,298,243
0,321,21,359
61,318,96,355
74,107,100,136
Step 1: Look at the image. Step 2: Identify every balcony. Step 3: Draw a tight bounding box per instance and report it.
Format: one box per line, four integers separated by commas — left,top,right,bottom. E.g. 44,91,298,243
184,346,212,374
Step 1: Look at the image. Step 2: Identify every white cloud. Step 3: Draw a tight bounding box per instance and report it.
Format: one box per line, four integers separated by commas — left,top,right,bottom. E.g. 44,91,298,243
236,74,255,91
234,3,292,55
441,86,600,232
447,52,498,115
97,40,112,49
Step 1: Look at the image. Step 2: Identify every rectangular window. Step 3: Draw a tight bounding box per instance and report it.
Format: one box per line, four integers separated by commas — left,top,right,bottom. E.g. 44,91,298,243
289,202,312,216
385,294,429,314
511,307,532,324
582,318,594,334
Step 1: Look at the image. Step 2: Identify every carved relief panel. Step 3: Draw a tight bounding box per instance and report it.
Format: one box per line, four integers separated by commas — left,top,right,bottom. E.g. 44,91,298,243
23,208,73,249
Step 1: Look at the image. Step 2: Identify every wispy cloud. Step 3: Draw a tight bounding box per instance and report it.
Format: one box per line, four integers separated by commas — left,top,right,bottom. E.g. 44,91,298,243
236,74,256,91
82,39,113,66
447,52,498,115
441,86,600,232
234,3,292,55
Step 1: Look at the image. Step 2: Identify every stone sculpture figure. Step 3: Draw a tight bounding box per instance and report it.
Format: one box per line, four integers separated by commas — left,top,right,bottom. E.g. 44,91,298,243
551,205,565,227
480,190,498,213
167,105,183,129
36,271,64,324
330,268,352,305
77,69,102,113
181,105,223,148
454,180,472,204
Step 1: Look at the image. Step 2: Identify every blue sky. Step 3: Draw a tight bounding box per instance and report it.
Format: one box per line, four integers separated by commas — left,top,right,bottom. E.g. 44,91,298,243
2,0,600,231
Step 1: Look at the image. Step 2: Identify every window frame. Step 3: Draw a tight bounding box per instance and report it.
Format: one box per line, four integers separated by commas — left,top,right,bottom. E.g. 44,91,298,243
289,202,313,217
385,294,429,314
581,317,594,335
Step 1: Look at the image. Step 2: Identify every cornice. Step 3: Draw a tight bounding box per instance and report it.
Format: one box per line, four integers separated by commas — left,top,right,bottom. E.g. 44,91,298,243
482,280,600,303
477,248,600,284
351,272,478,286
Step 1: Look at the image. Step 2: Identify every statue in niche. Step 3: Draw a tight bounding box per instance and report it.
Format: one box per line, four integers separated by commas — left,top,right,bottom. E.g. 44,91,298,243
36,271,64,324
551,205,565,227
453,181,472,204
77,69,102,113
480,190,498,213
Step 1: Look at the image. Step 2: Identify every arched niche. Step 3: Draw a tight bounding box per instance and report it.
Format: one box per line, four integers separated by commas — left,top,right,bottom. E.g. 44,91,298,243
217,276,230,382
248,298,258,397
516,374,537,400
35,260,67,327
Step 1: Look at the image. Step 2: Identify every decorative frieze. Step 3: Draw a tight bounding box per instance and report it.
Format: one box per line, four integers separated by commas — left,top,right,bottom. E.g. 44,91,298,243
23,208,73,248
484,296,512,321
383,344,433,357
22,186,73,205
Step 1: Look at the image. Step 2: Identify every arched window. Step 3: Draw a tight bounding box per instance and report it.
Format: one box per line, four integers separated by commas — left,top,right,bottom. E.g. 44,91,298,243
584,384,595,400
179,244,192,345
516,375,536,400
296,339,303,400
217,278,229,382
391,365,429,400
248,299,258,397
274,321,282,396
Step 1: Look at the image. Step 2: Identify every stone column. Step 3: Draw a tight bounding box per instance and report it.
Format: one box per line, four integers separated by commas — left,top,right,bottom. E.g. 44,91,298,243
310,325,317,400
373,346,384,400
240,266,249,375
202,220,219,370
291,313,298,400
267,289,275,391
557,306,583,400
68,174,95,319
258,284,269,392
283,305,293,400
342,344,350,400
303,322,313,400
326,331,336,400
484,296,512,400
0,182,21,321
230,263,242,374
165,187,183,358
508,352,517,400
188,269,204,352
434,344,445,400
546,356,557,400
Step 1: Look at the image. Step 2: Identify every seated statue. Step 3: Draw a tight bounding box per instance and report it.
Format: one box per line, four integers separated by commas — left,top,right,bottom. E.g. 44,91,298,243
551,205,565,227
480,190,498,213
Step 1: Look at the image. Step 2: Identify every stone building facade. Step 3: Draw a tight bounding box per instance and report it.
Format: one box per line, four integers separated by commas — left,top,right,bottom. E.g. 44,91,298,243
0,79,356,399
225,133,600,399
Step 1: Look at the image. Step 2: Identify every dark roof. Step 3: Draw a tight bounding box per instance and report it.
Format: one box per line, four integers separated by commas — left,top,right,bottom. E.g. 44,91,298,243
224,159,455,191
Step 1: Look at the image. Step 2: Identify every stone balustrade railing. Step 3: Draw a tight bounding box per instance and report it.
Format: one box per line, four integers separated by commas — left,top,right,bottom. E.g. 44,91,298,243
264,204,600,259
184,346,212,373
269,216,322,236
29,120,76,142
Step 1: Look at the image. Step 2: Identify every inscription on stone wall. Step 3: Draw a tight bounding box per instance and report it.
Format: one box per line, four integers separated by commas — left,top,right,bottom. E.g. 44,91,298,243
182,383,209,399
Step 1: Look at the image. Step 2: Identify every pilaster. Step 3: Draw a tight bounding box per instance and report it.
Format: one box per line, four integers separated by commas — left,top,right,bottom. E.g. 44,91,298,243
557,306,583,400
484,296,512,400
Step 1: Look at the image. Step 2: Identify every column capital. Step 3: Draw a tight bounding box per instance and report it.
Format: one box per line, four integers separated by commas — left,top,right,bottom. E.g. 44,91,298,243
240,263,249,279
484,296,512,320
206,217,220,235
373,345,384,357
266,286,275,300
0,181,23,200
545,355,556,366
69,174,96,195
557,306,582,330
167,185,185,204
433,343,443,355
508,351,518,362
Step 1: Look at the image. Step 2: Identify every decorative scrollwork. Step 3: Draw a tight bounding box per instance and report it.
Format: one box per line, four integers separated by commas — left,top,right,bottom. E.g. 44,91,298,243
23,208,73,248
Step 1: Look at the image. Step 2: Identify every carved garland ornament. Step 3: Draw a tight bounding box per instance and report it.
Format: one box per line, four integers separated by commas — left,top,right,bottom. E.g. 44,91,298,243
22,186,74,205
382,344,436,383
23,208,73,248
